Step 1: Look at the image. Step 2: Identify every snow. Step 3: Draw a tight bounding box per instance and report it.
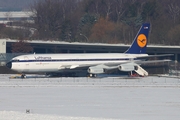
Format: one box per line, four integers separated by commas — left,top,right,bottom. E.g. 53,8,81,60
0,111,116,120
0,74,180,120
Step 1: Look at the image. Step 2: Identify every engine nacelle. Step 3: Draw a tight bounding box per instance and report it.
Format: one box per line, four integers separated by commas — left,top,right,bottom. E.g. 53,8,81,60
87,65,107,74
88,67,105,74
118,63,138,72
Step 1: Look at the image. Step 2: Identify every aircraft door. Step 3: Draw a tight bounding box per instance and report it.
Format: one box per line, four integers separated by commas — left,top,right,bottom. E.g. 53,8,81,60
24,56,29,72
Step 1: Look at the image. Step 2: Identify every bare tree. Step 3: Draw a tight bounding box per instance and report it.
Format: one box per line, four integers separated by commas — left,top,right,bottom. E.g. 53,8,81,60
104,0,113,19
31,0,80,41
168,3,180,24
11,40,33,53
4,12,12,22
31,0,63,39
114,0,127,23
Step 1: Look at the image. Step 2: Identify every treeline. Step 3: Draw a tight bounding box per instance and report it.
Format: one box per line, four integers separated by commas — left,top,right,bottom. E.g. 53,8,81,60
2,0,180,45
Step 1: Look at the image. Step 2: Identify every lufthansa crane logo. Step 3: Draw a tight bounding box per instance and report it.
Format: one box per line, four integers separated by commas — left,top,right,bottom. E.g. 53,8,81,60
137,34,147,48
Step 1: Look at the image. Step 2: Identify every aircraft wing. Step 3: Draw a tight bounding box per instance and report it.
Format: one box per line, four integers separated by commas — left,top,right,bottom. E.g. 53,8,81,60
59,59,171,71
59,61,129,70
84,59,171,76
135,59,172,64
137,54,174,59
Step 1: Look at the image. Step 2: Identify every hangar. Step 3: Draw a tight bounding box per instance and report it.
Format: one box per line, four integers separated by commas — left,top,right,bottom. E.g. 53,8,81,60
0,39,179,63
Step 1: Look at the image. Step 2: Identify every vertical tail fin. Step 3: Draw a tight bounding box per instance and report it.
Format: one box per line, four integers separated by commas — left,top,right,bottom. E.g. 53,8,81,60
125,23,150,54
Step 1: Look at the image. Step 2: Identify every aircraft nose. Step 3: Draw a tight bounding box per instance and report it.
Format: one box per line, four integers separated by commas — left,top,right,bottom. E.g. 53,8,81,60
6,61,12,69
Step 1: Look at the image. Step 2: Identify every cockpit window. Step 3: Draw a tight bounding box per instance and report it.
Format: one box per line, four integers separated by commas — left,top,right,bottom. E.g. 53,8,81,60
12,59,19,62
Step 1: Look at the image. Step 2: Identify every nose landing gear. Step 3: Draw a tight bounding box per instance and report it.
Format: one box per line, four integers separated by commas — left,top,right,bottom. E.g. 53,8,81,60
21,74,26,78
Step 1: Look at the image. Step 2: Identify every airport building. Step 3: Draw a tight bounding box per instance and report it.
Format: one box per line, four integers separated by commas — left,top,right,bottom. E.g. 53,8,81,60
0,11,33,23
0,39,179,62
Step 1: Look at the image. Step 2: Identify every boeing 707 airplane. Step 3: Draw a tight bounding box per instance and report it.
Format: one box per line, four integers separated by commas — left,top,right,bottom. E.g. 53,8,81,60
6,23,172,78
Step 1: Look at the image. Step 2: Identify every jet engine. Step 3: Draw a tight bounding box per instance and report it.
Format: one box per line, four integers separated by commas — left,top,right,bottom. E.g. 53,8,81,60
118,63,138,72
87,65,107,74
87,67,105,74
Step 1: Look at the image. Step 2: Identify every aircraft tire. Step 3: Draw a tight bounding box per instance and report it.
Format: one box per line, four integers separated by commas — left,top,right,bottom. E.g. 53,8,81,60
21,74,26,79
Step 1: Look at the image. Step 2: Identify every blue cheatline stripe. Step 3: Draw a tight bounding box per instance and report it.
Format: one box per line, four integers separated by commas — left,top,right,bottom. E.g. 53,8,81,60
12,58,135,63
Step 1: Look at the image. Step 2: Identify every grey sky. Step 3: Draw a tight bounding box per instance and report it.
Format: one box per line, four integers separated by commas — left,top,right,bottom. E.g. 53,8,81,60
0,0,35,9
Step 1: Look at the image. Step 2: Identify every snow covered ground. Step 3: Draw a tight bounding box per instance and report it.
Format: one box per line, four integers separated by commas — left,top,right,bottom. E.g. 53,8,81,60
0,74,180,120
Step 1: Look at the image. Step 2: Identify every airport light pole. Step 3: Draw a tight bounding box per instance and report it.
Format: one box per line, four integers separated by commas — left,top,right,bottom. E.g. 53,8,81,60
80,33,88,42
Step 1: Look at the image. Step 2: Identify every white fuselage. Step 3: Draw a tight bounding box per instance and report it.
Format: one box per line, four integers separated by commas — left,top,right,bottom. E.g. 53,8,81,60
10,53,148,73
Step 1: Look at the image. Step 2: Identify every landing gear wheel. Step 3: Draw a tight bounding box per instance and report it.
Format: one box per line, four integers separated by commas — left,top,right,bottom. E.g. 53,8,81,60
88,74,97,78
21,74,26,78
93,74,97,77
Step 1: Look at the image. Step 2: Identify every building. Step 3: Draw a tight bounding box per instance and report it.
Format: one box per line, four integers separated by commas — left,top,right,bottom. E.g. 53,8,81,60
0,11,33,23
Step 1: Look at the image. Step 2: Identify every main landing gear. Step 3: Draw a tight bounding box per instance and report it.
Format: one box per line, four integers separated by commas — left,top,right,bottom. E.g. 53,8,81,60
88,74,97,78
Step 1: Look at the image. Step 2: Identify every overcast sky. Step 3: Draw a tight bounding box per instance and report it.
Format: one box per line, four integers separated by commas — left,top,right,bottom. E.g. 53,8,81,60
0,0,35,10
